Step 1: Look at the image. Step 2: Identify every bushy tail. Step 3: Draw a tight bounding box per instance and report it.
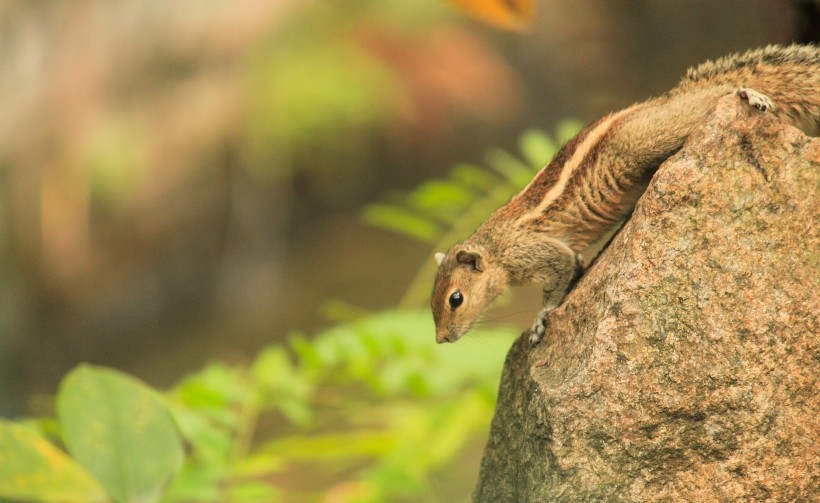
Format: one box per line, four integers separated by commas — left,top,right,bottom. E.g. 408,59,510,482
680,44,820,134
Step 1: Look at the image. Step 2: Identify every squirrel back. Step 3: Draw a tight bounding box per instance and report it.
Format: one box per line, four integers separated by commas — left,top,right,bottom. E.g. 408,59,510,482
432,44,820,345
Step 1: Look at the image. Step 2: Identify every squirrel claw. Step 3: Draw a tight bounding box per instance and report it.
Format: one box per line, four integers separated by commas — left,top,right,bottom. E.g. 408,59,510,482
528,328,544,346
737,87,775,112
528,307,552,345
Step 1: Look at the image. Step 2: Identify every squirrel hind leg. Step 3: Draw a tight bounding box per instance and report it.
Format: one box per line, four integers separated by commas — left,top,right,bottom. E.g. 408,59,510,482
736,87,775,112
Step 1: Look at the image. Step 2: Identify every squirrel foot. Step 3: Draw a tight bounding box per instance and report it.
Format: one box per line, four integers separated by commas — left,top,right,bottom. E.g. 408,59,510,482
528,306,554,345
737,87,775,111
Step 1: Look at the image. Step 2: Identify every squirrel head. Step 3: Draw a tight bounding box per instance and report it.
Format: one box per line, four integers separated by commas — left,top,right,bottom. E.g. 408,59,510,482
431,242,509,343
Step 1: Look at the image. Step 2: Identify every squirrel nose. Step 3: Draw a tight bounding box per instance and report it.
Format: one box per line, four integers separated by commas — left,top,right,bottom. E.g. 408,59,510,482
436,331,450,344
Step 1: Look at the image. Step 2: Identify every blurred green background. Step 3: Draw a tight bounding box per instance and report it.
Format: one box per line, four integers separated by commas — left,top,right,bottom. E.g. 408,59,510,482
0,0,809,501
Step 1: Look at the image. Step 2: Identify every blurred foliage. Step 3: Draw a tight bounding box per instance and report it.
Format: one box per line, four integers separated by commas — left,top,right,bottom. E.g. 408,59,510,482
0,312,514,503
0,420,105,502
242,0,520,182
0,125,581,502
244,22,400,180
0,0,524,376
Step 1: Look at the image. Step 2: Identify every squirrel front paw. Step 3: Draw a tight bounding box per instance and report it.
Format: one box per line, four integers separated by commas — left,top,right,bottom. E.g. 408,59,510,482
737,87,775,112
528,306,554,346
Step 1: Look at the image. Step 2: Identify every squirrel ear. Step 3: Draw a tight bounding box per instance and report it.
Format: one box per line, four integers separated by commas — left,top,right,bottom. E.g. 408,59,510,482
434,252,445,266
456,249,483,272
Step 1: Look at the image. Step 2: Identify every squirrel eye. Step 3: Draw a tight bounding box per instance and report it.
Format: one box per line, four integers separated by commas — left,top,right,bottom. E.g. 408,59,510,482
449,291,464,309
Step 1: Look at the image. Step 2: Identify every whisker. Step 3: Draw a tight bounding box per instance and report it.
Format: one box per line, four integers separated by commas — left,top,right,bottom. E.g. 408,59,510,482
479,309,536,323
466,333,493,348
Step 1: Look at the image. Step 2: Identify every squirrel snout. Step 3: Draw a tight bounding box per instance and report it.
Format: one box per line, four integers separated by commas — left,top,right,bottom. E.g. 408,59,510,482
436,331,451,344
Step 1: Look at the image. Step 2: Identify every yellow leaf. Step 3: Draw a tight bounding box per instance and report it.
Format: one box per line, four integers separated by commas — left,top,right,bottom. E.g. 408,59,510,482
447,0,534,31
0,420,106,502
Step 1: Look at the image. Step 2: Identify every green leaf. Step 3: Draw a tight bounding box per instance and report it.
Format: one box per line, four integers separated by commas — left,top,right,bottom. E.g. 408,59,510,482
307,310,516,397
518,129,556,168
227,482,282,503
319,299,371,323
555,118,584,143
57,364,184,503
424,392,490,466
406,180,476,215
485,147,535,186
230,452,284,478
449,163,499,191
167,406,232,465
161,463,223,502
250,346,313,425
175,363,247,411
262,431,396,461
0,420,106,502
361,204,441,243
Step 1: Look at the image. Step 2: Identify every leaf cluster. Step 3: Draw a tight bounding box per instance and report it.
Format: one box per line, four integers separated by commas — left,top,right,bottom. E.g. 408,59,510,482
0,311,515,503
0,123,581,502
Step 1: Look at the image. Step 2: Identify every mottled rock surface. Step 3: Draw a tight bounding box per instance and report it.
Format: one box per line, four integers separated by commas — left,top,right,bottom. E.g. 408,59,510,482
474,95,819,502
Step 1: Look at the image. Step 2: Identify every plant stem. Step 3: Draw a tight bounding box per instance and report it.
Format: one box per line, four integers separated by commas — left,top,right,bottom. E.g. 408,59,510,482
225,372,262,492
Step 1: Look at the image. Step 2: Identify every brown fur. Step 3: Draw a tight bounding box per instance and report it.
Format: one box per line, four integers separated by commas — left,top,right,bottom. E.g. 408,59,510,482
432,44,820,343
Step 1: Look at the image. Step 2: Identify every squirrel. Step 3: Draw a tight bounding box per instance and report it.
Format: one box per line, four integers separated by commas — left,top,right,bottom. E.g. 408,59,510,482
431,44,820,345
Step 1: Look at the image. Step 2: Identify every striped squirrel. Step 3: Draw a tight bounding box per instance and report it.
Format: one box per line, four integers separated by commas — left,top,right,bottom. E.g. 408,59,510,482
431,44,820,345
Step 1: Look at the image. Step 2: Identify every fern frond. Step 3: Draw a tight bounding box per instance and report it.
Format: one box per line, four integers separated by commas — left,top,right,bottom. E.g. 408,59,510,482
361,122,582,308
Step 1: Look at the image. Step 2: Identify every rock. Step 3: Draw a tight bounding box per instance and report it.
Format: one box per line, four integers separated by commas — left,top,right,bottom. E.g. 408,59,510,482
474,94,820,502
